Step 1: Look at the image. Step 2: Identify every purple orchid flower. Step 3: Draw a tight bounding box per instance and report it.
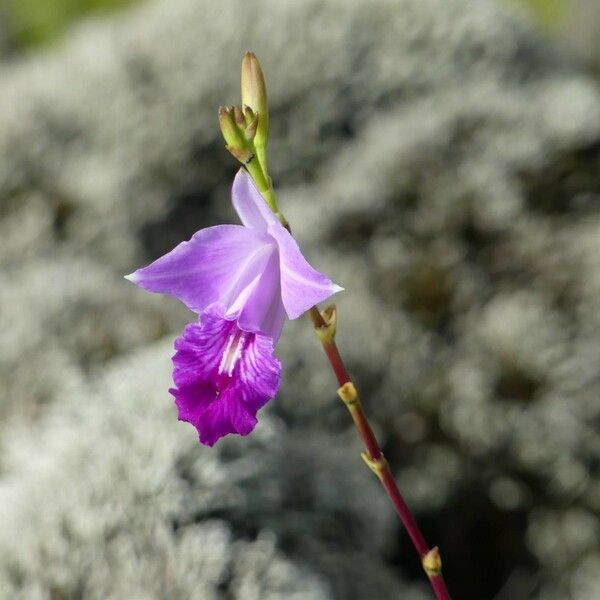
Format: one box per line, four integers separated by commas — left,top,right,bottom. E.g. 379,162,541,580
126,170,342,445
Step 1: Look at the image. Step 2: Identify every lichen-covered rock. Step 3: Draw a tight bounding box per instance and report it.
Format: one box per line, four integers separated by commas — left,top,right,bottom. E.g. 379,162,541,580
0,343,424,600
0,0,599,598
562,0,600,71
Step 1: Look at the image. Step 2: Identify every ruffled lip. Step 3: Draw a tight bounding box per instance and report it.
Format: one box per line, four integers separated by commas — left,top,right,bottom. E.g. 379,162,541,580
169,306,281,446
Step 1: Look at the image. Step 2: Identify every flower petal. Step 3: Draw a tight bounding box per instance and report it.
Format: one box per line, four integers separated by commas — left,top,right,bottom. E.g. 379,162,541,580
268,224,343,320
125,224,274,315
170,307,281,446
231,169,279,232
233,250,286,341
231,170,343,319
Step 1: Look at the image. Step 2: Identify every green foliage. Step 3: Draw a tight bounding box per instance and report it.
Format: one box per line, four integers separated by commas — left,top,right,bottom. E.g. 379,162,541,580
2,0,140,48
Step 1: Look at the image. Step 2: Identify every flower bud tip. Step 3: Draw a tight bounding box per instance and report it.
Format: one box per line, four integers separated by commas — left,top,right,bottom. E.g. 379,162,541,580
241,51,268,145
233,106,245,126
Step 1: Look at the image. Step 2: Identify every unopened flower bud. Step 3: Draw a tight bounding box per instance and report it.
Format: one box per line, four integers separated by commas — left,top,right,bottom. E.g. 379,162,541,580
241,51,268,146
218,106,244,148
233,106,245,126
244,114,259,142
243,105,256,125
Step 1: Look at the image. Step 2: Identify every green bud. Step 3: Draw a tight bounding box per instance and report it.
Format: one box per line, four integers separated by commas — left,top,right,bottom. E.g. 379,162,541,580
244,114,259,142
218,106,244,148
233,106,245,126
241,52,268,146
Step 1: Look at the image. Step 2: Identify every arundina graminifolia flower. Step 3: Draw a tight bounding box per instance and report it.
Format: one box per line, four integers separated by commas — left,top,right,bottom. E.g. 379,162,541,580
126,170,342,445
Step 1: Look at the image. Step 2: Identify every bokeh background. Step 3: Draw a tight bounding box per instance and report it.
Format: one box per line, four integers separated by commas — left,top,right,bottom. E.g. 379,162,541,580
0,0,599,598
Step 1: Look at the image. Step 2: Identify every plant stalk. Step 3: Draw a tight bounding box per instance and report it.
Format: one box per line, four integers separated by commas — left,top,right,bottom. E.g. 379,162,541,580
309,307,452,600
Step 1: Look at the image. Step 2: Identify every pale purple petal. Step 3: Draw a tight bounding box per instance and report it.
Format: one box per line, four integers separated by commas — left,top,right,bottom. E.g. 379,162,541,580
231,169,343,319
268,224,343,320
170,307,281,446
125,224,274,315
233,251,286,341
231,169,280,232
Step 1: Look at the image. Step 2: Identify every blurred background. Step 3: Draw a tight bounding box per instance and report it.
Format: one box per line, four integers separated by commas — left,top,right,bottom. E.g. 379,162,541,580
0,0,599,598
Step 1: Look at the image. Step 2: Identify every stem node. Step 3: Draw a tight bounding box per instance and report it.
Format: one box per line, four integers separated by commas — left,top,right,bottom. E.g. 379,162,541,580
337,381,358,407
422,546,443,578
361,451,388,483
313,304,337,344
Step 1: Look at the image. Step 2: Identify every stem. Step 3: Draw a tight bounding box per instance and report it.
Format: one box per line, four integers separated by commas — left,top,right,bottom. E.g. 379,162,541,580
255,143,268,176
309,307,452,600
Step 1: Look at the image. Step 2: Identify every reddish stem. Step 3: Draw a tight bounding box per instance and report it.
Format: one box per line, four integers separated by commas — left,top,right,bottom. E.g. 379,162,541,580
309,307,451,600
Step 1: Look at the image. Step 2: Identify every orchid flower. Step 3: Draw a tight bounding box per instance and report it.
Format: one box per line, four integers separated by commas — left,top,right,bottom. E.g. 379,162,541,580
126,170,342,445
